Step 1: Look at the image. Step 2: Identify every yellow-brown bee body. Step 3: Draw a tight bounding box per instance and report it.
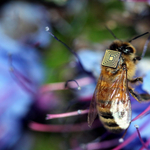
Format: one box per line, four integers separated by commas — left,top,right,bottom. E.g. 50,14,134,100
88,40,142,133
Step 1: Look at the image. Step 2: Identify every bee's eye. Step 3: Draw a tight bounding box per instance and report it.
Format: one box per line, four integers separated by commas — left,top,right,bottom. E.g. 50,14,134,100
124,48,129,53
118,45,133,54
123,47,133,54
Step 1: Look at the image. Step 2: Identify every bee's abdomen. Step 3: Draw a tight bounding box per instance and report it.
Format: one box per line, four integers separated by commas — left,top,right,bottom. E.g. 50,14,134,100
97,101,123,133
99,115,123,133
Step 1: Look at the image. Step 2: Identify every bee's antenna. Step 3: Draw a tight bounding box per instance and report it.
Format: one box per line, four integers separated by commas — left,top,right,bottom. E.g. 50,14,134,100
141,34,150,58
128,32,149,43
105,25,118,40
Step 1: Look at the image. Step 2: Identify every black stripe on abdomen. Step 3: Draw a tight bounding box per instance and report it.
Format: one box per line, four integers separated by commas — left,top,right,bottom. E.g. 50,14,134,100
100,114,119,127
99,115,123,133
106,127,123,133
104,121,119,127
100,111,114,119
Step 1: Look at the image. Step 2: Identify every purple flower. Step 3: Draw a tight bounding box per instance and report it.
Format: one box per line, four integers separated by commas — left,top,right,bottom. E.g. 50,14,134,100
0,1,51,149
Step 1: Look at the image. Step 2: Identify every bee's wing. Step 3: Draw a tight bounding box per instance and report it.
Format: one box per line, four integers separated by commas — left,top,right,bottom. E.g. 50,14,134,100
88,76,102,127
109,67,132,129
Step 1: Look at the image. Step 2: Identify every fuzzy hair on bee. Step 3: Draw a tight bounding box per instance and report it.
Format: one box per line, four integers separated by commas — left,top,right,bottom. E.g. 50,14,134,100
109,40,137,80
88,31,150,133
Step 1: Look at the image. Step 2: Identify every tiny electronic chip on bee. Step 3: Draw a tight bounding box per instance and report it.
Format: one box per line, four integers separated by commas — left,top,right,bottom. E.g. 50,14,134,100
88,29,150,133
101,50,121,68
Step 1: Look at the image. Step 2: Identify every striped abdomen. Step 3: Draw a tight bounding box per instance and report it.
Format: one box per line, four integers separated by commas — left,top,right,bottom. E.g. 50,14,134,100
97,102,123,133
96,76,131,133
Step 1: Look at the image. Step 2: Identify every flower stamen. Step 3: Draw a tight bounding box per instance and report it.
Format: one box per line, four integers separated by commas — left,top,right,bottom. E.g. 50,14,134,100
135,124,150,150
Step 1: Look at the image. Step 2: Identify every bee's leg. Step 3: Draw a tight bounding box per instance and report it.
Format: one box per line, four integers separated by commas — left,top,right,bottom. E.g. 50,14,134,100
128,77,143,84
110,63,127,74
139,94,150,101
128,87,140,101
128,87,150,102
133,56,141,63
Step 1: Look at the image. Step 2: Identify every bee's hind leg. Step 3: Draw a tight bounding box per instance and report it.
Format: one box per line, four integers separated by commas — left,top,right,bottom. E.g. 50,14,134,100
128,87,150,102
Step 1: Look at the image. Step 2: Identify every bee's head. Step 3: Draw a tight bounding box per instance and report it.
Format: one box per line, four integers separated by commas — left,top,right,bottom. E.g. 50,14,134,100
106,28,148,56
109,41,136,55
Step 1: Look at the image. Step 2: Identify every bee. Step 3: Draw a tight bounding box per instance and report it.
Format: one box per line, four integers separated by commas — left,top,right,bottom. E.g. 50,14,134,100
88,32,150,133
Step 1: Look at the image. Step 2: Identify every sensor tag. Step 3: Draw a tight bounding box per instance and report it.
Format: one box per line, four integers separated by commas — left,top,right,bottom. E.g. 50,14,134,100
101,50,121,68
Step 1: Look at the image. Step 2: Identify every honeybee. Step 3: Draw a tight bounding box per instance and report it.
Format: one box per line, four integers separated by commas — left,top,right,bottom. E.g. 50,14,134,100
88,33,150,133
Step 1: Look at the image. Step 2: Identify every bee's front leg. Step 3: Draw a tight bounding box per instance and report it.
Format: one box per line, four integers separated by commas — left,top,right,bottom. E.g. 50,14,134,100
128,77,143,84
133,56,141,63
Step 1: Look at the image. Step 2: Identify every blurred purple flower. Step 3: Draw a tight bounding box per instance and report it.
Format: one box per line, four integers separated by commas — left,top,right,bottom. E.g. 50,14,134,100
0,1,52,149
